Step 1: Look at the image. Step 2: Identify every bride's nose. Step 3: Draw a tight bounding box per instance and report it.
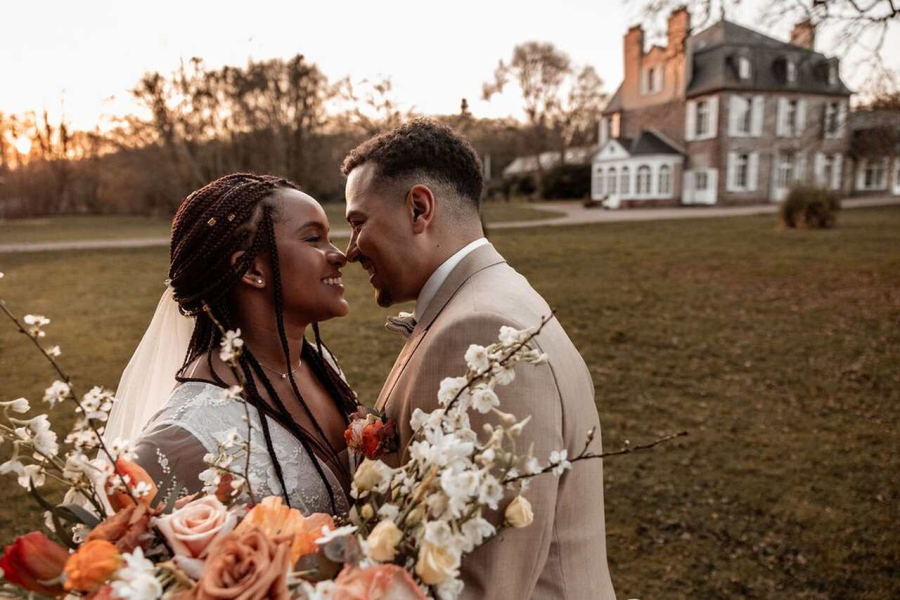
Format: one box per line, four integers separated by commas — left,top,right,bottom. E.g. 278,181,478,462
327,244,348,267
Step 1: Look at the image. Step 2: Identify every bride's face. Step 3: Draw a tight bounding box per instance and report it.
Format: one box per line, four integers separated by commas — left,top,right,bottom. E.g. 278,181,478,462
266,188,349,323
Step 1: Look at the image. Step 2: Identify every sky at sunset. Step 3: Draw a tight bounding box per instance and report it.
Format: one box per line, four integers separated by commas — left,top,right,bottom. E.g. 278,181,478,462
3,0,899,131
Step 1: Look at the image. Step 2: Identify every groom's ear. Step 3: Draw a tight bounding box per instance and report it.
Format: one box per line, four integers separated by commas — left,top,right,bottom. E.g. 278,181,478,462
231,251,267,289
407,184,435,235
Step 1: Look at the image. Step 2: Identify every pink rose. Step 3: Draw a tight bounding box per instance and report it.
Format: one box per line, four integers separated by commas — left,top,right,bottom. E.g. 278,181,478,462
332,564,427,600
154,495,238,561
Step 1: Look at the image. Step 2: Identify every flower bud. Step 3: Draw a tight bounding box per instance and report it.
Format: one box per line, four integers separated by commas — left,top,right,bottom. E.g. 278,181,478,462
361,504,375,521
504,495,534,529
108,459,157,511
404,504,425,527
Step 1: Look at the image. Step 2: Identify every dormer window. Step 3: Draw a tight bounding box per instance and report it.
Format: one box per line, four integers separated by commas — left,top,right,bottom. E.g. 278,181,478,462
828,63,838,86
787,60,797,83
739,57,751,80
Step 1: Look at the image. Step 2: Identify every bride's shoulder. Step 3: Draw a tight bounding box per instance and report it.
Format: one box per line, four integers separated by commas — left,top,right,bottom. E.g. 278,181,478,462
155,381,234,422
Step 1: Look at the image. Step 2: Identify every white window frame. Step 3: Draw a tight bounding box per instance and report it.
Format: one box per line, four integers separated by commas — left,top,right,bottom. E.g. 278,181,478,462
739,57,751,80
636,165,652,195
778,97,807,138
620,166,631,195
658,165,672,196
593,167,605,197
787,60,797,83
686,97,719,141
727,151,759,192
859,158,888,190
608,167,618,196
729,95,752,137
828,63,838,86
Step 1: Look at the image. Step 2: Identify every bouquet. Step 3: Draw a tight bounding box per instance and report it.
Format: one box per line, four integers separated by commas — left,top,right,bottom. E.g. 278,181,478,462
0,271,683,599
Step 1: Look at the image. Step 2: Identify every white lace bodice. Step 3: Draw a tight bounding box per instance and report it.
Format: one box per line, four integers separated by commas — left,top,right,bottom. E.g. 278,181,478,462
134,381,350,516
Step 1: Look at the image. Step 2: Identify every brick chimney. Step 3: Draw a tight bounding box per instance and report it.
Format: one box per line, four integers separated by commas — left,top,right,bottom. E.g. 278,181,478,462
666,7,691,56
624,25,645,100
790,19,815,50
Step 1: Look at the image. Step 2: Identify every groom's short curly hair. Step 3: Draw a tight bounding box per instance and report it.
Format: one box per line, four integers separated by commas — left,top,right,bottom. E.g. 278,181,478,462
341,118,484,211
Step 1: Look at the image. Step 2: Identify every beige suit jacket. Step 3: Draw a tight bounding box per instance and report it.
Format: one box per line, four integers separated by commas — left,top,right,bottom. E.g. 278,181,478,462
375,244,616,600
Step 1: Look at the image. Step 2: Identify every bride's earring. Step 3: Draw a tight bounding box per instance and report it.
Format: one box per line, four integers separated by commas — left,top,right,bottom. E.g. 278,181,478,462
257,279,263,284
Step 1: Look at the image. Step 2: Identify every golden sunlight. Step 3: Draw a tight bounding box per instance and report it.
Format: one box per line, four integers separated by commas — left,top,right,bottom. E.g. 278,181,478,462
12,136,32,155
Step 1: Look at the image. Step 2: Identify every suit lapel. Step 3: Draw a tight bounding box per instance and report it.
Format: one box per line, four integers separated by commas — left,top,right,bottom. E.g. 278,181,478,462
375,243,507,412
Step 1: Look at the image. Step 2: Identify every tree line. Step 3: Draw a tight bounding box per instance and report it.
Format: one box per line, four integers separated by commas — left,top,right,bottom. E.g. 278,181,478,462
0,44,603,218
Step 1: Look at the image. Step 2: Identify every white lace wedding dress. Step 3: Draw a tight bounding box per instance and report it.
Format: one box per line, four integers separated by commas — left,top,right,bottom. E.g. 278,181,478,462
133,381,351,516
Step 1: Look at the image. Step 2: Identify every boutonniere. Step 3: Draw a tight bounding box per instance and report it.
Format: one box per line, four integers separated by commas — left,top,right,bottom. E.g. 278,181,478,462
344,406,399,460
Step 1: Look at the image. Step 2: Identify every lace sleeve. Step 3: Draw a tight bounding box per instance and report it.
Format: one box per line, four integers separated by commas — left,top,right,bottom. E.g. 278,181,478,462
133,422,212,498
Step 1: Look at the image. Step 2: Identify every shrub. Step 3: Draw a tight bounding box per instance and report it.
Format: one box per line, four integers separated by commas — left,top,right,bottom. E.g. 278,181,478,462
539,164,591,200
780,185,841,229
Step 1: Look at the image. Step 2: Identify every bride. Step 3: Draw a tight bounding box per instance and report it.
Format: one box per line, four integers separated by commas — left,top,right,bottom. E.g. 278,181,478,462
104,173,358,516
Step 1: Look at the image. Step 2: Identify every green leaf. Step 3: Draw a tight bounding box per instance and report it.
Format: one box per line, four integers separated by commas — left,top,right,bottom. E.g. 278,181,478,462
151,470,177,509
162,479,185,515
59,504,102,528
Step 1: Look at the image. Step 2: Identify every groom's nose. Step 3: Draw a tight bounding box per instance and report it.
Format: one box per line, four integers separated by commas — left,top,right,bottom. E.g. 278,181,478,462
345,234,361,263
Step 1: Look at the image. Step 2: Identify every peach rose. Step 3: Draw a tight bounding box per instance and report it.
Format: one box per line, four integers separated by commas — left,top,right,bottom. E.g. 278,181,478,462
332,564,426,600
64,540,122,592
155,495,238,560
235,496,334,564
188,527,291,600
87,502,155,554
108,459,158,512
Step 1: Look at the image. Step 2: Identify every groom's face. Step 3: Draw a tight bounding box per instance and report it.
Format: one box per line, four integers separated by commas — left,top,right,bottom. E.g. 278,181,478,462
344,163,417,307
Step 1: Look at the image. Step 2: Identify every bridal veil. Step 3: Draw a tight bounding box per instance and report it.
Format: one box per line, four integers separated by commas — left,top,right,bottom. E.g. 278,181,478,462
104,286,194,444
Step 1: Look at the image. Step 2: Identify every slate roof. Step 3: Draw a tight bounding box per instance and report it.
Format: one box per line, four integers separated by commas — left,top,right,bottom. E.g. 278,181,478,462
603,84,624,115
686,20,852,98
503,145,599,177
631,130,684,155
597,131,683,161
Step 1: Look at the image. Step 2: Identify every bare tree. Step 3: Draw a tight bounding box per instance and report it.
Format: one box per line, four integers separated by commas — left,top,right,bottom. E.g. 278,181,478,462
550,65,607,163
483,42,573,193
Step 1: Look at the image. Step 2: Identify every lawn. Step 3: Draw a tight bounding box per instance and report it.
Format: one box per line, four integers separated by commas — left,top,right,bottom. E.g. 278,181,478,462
1,207,898,598
0,202,562,245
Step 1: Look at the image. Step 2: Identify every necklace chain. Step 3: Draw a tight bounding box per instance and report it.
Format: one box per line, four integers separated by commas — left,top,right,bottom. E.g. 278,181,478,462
258,359,302,380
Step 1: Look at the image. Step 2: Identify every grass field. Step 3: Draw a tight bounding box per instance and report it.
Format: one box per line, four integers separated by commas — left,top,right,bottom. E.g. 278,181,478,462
0,201,563,245
1,208,898,598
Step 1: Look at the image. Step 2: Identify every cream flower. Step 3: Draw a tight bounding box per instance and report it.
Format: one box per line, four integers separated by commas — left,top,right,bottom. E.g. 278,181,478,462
415,542,460,586
366,519,403,562
504,495,534,528
352,458,393,497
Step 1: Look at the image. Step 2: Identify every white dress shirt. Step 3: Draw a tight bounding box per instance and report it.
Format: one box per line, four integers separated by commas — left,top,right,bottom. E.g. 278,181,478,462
414,237,489,321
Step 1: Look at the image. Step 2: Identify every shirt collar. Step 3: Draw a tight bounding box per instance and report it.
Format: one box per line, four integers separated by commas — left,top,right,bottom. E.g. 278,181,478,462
414,238,489,321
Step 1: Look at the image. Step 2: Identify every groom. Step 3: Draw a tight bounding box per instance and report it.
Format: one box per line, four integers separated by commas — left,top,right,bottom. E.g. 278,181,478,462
342,119,615,599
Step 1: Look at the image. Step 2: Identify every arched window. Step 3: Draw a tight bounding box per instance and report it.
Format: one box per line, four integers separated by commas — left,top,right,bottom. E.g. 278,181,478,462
620,167,630,195
658,165,671,196
608,167,617,195
594,167,605,196
637,165,652,195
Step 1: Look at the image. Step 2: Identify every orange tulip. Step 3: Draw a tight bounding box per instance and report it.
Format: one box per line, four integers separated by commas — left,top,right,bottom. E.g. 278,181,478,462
0,531,70,596
108,458,158,512
235,496,335,563
64,540,122,592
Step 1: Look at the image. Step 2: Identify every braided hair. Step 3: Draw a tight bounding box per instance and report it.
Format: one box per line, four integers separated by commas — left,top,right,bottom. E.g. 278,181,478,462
168,173,358,513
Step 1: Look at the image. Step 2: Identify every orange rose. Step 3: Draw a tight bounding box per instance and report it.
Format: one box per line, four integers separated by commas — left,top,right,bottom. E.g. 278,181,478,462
186,527,291,600
108,458,158,512
332,564,427,600
236,496,335,563
0,531,70,596
64,540,122,592
87,502,155,554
